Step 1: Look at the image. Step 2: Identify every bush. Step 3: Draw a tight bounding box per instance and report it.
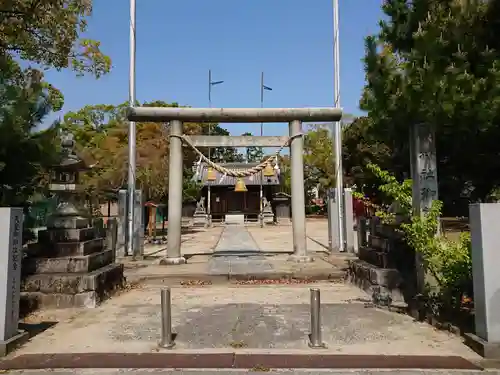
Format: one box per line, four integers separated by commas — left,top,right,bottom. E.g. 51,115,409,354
361,163,473,314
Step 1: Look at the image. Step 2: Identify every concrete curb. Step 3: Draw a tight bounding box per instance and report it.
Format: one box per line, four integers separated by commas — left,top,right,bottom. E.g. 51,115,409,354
130,270,347,285
0,352,482,370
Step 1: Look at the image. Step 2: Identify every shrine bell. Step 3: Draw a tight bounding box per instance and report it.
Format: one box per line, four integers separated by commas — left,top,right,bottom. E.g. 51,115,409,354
206,167,217,181
263,163,275,177
234,177,248,192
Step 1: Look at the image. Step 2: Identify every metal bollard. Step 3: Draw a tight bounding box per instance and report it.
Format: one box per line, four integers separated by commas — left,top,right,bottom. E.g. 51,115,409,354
159,288,175,349
308,288,326,348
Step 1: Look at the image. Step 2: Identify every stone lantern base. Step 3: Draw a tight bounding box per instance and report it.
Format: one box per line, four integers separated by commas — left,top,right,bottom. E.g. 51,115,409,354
21,218,125,309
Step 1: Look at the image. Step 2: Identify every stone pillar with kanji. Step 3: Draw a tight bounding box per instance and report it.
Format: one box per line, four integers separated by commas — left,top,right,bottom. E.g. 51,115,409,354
409,122,439,316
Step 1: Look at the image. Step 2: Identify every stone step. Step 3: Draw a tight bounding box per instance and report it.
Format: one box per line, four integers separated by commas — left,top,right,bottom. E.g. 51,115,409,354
211,250,263,257
28,237,105,258
347,259,404,303
358,246,391,268
134,269,347,286
22,262,124,295
38,227,95,244
224,214,245,225
22,249,114,275
0,353,484,372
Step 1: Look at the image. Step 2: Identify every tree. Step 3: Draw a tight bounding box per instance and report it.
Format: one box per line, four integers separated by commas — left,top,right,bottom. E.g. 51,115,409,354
0,0,112,206
360,0,500,215
202,124,244,163
277,154,291,195
62,101,171,201
183,167,201,203
0,57,60,206
241,132,264,163
303,124,336,197
342,116,391,195
61,101,244,202
0,0,111,78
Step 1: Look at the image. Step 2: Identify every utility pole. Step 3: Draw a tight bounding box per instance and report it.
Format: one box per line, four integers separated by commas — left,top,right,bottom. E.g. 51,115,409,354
207,69,224,226
259,72,273,226
126,0,137,256
333,0,345,252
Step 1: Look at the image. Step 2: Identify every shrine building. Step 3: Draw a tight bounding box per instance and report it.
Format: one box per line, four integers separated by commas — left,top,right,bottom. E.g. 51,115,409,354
194,162,286,223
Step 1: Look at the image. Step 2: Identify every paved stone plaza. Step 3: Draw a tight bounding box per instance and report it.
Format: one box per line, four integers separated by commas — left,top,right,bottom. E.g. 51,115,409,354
143,220,333,258
6,220,479,362
0,219,482,370
124,221,348,283
14,282,479,359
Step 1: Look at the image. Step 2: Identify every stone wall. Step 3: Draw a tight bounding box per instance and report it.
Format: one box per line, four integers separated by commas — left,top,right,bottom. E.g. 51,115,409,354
347,216,417,306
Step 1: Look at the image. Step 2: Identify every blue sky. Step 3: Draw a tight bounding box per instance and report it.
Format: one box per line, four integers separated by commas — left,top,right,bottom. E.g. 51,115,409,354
44,0,384,136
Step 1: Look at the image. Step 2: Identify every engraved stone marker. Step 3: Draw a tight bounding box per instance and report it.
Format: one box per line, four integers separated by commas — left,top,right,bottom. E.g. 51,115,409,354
0,208,29,356
409,122,439,301
410,123,438,215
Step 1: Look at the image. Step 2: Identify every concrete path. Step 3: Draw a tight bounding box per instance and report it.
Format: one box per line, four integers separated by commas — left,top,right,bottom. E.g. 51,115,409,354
14,283,480,360
142,227,224,258
213,226,261,254
119,221,377,285
208,226,273,275
247,220,332,253
141,220,334,259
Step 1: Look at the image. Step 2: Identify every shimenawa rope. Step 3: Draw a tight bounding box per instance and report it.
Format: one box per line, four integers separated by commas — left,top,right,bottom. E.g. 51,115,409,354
169,133,303,178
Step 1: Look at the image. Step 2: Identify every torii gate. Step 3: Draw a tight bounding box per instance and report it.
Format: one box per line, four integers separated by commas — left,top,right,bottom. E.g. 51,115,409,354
127,107,343,264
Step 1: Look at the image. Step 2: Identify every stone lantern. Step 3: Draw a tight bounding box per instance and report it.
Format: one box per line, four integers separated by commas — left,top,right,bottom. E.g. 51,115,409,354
22,132,125,309
46,133,90,230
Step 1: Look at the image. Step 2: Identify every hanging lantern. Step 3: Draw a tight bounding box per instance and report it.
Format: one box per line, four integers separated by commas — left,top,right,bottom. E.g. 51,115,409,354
263,163,275,177
206,167,217,181
234,177,248,192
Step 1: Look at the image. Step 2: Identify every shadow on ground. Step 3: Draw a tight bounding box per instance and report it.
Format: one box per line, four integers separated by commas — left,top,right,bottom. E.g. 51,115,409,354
19,321,58,339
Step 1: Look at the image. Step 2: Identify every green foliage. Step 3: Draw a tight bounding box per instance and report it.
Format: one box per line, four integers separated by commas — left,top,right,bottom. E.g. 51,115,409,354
303,124,335,197
60,101,232,202
0,0,111,206
206,125,244,163
61,101,169,201
366,163,472,310
182,168,201,203
0,57,60,206
0,0,111,78
366,163,412,211
359,0,500,215
241,132,264,163
342,116,391,191
277,124,343,200
278,155,291,195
